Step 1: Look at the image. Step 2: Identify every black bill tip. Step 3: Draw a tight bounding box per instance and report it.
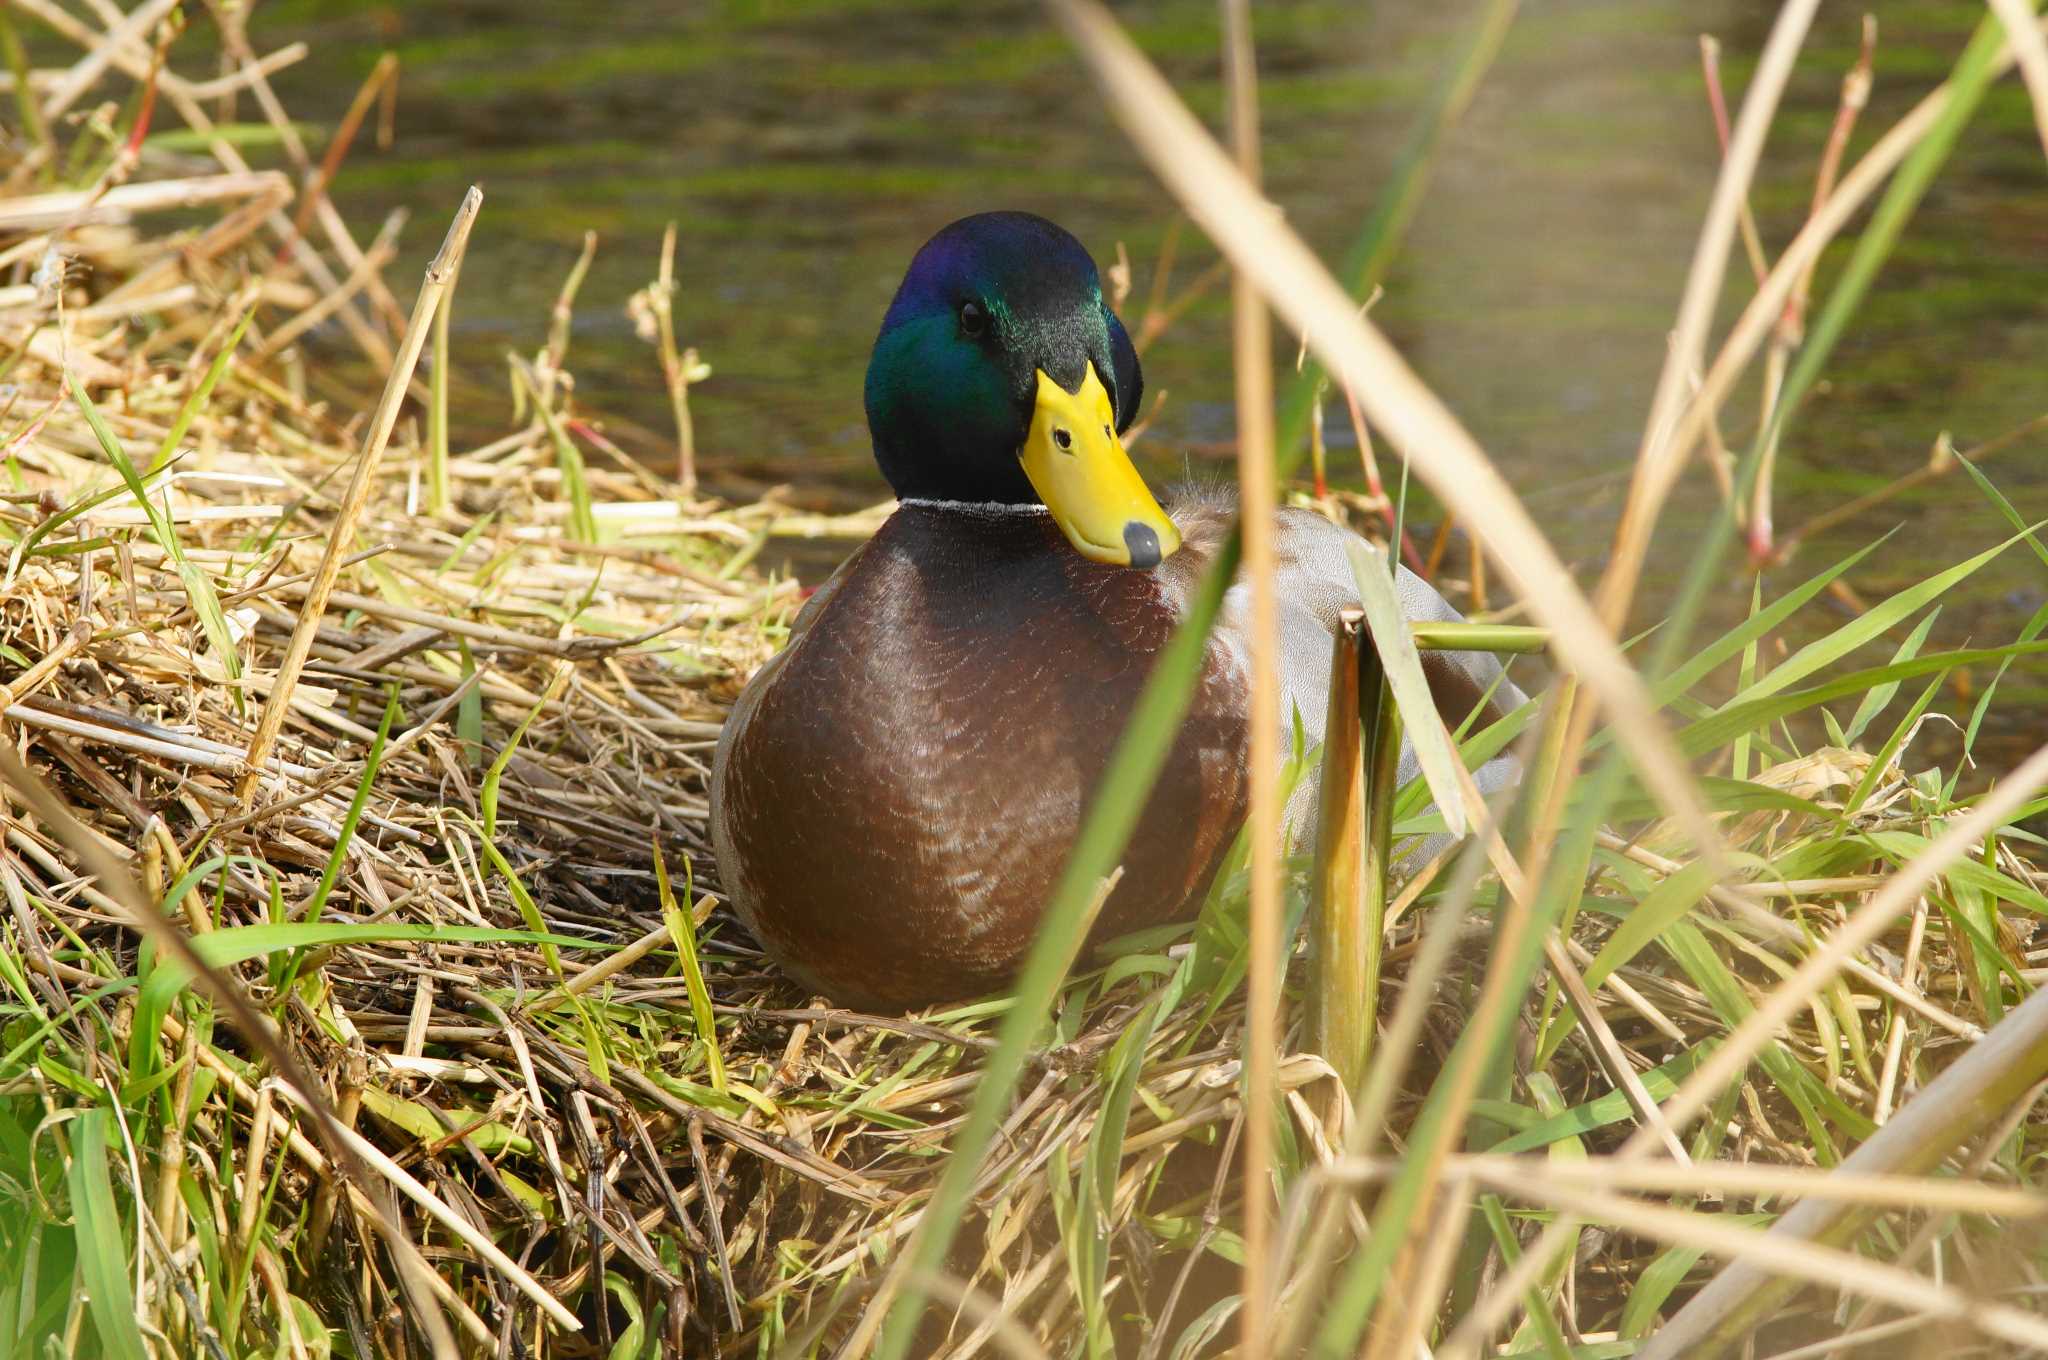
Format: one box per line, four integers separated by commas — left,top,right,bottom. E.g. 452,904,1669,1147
1123,521,1162,569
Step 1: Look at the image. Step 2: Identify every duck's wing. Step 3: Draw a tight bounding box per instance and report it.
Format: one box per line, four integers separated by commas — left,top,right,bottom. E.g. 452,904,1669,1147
1261,507,1528,862
1165,488,1528,860
1262,506,1527,744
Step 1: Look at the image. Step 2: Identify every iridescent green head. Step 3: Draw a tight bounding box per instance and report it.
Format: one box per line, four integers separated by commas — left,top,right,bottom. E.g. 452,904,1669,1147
864,212,1176,566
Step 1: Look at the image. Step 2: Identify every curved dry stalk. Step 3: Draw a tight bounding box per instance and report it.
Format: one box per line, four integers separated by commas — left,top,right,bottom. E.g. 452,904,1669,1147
1042,0,1721,864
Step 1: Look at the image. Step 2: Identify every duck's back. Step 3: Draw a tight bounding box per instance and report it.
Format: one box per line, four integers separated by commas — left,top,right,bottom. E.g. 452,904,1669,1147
711,503,1248,1009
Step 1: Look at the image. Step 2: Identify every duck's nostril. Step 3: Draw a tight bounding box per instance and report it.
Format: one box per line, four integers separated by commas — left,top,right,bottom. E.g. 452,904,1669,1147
1052,427,1074,452
1123,522,1161,569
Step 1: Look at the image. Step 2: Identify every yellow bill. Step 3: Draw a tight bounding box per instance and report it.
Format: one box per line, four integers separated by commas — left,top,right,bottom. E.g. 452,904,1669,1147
1019,362,1181,568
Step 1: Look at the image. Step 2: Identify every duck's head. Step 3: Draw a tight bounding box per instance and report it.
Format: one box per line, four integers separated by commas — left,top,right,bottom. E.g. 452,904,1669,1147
864,211,1181,568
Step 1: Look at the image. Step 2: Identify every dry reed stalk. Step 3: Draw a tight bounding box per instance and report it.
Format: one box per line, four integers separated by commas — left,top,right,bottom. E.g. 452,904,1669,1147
0,168,289,232
1216,0,1284,1350
235,186,482,806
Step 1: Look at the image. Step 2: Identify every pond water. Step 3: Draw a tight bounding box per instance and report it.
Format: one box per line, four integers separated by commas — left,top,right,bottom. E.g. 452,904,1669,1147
249,0,2046,765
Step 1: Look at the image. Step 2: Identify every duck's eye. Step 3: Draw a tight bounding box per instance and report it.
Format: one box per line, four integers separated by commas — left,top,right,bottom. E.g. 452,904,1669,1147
1052,427,1074,452
958,300,988,338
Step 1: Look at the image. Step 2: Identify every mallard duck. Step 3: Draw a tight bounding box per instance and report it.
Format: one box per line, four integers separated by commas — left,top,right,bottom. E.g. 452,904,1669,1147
711,212,1524,1011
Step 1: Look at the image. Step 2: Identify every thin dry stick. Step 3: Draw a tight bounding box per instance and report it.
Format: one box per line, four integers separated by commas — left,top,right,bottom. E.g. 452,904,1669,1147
650,221,703,494
0,170,290,233
1873,894,1929,1122
35,0,175,122
286,51,399,253
1217,0,1282,1350
1781,410,2048,552
255,207,406,360
1431,1154,2048,1218
1043,0,1722,863
235,186,482,806
1698,35,1771,289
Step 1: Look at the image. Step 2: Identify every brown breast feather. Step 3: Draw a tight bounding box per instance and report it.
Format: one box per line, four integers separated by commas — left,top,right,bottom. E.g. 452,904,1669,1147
712,504,1248,1010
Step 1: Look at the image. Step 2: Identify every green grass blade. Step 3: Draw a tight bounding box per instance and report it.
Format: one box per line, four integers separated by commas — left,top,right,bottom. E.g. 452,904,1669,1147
66,1109,147,1360
483,674,559,840
1348,538,1467,836
519,363,598,543
1650,532,1883,701
1720,526,2034,708
303,686,399,926
1838,608,1938,748
68,375,243,685
1581,858,1720,992
654,842,725,1095
1676,639,2048,759
148,305,255,473
1481,1194,1572,1360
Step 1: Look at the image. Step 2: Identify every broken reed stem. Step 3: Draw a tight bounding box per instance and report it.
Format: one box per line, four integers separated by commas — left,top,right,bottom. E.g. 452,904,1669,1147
1308,615,1392,1101
235,185,481,807
1218,0,1282,1349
